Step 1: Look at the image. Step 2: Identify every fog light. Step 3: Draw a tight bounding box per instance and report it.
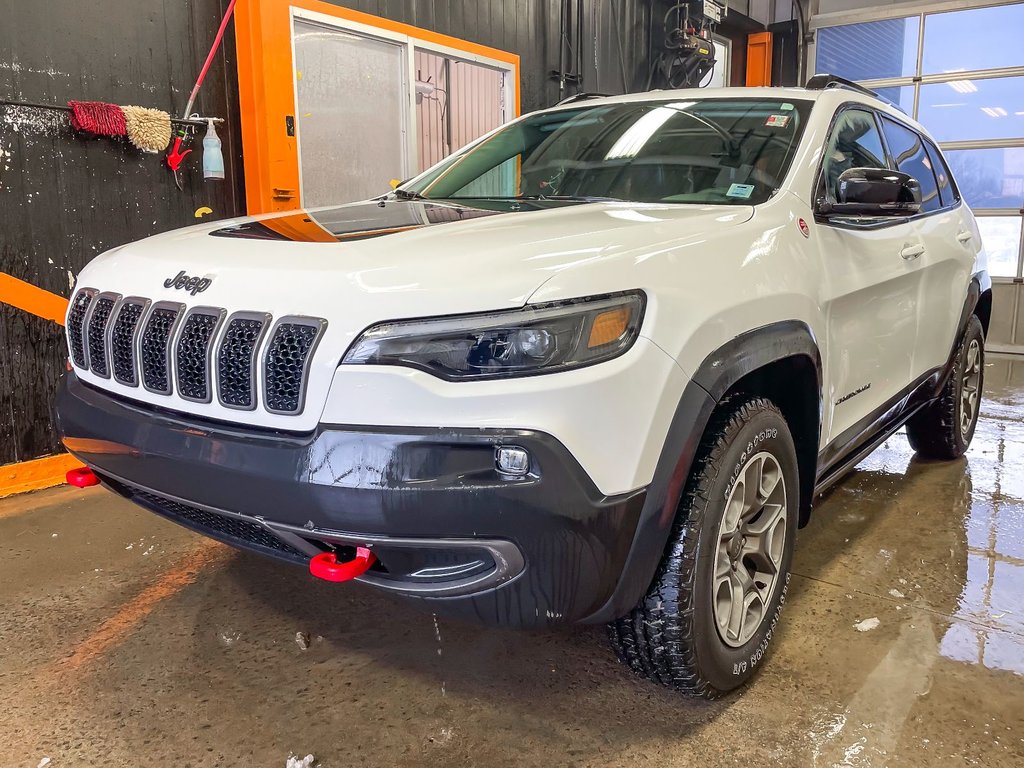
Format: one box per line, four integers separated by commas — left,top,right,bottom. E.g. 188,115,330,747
496,446,530,476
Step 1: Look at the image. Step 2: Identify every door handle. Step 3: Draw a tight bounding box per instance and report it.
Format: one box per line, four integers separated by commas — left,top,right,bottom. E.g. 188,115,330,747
956,231,973,244
900,244,926,260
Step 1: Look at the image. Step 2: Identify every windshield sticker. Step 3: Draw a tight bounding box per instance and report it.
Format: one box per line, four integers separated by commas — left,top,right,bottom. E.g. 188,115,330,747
780,102,795,111
765,114,791,128
726,183,755,199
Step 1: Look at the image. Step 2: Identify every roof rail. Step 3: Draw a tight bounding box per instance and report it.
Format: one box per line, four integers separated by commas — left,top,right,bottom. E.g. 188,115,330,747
555,92,614,106
804,73,908,115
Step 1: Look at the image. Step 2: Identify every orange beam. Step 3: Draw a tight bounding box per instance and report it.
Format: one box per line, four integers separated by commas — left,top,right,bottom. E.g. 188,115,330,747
0,454,81,499
0,273,68,325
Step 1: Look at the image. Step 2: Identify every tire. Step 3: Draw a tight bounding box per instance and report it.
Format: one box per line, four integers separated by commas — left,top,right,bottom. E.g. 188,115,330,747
906,315,985,460
608,397,799,698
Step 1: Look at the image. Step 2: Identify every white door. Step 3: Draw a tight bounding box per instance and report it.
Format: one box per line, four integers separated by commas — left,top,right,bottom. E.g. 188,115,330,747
817,108,925,443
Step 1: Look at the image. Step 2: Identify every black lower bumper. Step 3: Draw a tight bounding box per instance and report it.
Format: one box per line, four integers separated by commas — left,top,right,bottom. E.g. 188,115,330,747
55,373,647,627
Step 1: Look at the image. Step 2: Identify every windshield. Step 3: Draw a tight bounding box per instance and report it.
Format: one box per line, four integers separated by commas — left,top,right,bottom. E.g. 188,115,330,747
403,98,811,205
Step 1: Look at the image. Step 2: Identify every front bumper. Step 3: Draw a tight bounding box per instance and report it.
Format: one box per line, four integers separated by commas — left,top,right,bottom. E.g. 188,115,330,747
55,373,647,626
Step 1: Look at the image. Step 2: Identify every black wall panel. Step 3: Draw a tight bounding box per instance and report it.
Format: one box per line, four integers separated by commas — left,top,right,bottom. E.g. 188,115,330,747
327,0,654,111
0,0,243,464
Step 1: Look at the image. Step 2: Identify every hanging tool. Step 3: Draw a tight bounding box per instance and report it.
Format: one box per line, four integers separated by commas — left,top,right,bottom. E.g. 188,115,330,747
167,0,237,184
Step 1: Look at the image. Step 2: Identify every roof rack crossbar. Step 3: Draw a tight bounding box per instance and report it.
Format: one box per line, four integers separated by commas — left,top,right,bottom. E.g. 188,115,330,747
804,73,908,115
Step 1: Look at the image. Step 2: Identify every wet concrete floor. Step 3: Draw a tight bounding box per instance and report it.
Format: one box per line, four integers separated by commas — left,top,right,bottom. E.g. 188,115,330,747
2,356,1023,767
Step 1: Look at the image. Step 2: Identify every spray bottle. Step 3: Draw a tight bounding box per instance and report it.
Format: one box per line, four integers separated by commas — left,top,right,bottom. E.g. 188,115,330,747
202,119,224,180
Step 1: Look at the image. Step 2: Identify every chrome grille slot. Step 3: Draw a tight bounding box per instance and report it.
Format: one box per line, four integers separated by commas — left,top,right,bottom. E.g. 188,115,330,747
217,313,269,410
264,317,326,415
110,299,147,386
175,308,224,403
140,304,182,394
85,295,117,378
67,289,95,368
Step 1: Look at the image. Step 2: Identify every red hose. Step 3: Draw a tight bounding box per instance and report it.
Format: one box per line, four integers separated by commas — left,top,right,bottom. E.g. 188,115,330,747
181,0,237,119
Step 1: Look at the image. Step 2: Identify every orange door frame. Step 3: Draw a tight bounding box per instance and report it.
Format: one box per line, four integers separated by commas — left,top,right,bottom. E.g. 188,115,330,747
234,0,521,214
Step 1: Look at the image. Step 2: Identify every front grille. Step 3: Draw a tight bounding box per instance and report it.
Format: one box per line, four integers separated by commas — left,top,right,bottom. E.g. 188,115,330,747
217,315,267,409
140,306,180,393
111,300,145,385
68,293,325,417
264,321,323,413
86,296,116,378
67,290,94,367
132,489,307,561
175,310,221,402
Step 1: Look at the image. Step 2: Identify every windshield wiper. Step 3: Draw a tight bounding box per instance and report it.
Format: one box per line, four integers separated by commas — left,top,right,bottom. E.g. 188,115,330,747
391,188,426,201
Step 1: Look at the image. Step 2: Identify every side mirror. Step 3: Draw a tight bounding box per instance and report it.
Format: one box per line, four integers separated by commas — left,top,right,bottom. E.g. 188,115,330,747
816,168,922,217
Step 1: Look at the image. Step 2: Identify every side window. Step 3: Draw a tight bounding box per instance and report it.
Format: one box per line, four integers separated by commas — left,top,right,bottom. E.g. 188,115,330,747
922,138,959,208
879,116,942,212
822,109,888,201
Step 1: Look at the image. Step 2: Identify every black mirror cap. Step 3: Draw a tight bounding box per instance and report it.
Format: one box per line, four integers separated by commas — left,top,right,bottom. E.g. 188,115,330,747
817,167,922,217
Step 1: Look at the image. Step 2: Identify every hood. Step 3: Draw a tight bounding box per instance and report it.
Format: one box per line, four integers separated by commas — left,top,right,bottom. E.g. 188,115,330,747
73,199,752,431
81,199,754,321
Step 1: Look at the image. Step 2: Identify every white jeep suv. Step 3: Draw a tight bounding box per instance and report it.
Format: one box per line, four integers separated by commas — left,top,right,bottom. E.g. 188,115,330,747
56,76,990,697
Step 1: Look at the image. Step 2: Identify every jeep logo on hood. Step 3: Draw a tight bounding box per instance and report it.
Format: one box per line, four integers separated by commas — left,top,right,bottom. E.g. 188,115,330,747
163,270,213,296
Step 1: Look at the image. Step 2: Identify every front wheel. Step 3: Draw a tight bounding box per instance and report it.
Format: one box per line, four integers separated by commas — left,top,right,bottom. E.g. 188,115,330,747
608,397,799,697
906,315,985,460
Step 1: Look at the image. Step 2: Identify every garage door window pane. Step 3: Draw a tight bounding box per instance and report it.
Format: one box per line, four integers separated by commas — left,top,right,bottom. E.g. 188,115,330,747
873,86,915,115
944,148,1024,210
977,217,1022,278
919,76,1024,143
922,5,1024,75
815,18,919,81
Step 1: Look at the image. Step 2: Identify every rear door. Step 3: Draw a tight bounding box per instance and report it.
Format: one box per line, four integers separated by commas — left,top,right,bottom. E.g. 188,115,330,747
878,116,976,377
815,107,924,445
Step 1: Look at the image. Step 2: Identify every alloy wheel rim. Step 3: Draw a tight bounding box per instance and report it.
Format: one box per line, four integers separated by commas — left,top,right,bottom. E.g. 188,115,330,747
713,451,788,648
960,339,982,438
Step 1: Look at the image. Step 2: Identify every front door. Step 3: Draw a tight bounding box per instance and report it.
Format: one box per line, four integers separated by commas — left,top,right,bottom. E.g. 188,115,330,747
816,107,925,445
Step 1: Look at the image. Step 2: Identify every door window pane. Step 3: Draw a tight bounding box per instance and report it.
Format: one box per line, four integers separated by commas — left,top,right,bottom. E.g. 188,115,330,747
944,148,1024,210
977,217,1022,278
922,5,1024,75
918,76,1024,143
880,117,941,212
822,109,888,200
294,20,408,207
816,18,919,80
923,139,957,208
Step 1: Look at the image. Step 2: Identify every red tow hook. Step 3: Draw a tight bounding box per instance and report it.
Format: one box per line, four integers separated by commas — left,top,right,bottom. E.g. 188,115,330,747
309,547,376,582
66,466,99,488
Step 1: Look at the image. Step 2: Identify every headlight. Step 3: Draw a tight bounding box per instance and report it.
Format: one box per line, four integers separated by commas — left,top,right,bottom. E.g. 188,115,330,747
342,291,645,380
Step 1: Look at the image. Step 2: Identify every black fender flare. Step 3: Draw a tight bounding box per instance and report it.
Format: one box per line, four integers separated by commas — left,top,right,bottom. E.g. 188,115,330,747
583,320,822,623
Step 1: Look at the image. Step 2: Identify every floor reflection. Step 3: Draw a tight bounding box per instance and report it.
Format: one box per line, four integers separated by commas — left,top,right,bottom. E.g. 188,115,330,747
852,353,1024,676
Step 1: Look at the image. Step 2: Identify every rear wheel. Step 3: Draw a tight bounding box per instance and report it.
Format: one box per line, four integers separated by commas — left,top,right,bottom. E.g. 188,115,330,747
608,397,798,697
906,315,985,460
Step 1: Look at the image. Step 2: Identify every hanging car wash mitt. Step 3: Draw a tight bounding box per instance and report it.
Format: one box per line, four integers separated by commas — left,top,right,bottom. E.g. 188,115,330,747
120,105,172,153
67,100,126,137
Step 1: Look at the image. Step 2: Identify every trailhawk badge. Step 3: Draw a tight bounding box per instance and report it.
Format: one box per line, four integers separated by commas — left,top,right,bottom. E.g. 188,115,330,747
163,270,213,295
